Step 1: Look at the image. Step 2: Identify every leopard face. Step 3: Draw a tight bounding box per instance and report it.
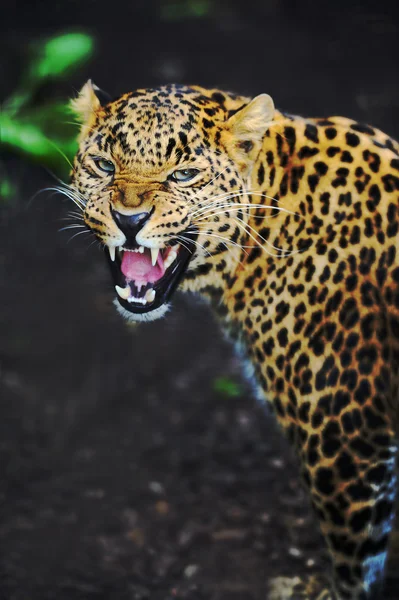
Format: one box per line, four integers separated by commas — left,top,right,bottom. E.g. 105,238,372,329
70,82,274,321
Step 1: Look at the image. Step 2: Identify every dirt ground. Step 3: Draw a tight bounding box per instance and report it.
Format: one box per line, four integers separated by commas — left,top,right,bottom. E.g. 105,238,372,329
2,1,399,598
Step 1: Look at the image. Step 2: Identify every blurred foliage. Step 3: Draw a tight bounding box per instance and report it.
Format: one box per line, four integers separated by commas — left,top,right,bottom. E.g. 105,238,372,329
160,0,212,21
0,175,16,205
0,32,94,202
213,376,242,397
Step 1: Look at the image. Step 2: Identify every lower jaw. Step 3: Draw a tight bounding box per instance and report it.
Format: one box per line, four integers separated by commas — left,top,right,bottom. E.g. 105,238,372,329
114,298,170,322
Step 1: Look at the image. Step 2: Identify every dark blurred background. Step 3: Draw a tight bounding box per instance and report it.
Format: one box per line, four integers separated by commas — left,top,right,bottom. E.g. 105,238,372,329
1,1,399,599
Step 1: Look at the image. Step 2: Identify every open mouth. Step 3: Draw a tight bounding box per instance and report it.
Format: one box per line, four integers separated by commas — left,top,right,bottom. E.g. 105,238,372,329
106,232,196,314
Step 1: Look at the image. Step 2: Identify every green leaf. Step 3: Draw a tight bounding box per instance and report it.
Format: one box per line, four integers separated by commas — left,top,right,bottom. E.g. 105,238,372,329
16,102,78,139
0,111,77,175
5,32,95,116
213,376,242,398
31,33,94,80
0,175,16,202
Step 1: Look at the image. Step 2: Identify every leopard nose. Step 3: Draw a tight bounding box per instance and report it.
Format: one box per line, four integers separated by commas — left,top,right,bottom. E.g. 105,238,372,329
112,210,151,240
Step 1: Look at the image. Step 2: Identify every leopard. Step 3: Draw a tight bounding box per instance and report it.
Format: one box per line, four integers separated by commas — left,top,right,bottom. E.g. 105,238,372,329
69,80,399,599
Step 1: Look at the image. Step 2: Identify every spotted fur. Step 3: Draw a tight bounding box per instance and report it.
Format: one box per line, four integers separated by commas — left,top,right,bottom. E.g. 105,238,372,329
70,82,399,599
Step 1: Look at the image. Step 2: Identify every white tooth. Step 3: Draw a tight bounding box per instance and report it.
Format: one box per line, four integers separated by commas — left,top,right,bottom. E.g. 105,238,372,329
115,285,131,300
139,246,145,254
128,296,147,304
145,289,156,303
109,246,116,262
151,247,159,266
164,250,177,269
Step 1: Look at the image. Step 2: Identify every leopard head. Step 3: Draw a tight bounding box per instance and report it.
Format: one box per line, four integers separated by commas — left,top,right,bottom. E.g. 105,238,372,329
70,82,275,322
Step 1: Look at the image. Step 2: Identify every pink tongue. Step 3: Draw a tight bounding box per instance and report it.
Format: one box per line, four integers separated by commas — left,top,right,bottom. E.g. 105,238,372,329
121,251,165,284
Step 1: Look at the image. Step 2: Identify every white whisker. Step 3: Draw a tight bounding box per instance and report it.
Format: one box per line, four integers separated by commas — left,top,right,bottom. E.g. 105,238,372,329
195,204,295,222
174,235,195,254
191,165,232,202
190,228,249,257
191,191,296,219
234,215,299,257
59,224,88,232
66,229,92,244
38,186,86,211
176,234,212,257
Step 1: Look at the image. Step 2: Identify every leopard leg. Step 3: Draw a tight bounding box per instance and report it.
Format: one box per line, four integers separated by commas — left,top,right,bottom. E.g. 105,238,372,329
270,408,397,600
269,574,333,599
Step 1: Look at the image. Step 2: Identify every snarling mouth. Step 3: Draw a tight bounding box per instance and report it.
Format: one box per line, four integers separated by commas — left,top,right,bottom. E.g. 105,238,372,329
106,233,196,314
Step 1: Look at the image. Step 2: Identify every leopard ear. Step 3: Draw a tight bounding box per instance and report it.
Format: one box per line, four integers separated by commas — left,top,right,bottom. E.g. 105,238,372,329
226,94,275,142
223,94,275,172
70,80,110,137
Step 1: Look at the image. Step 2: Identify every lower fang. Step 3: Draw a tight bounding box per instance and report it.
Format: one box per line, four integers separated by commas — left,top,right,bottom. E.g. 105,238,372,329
145,289,156,302
109,246,116,262
164,249,177,269
115,284,131,300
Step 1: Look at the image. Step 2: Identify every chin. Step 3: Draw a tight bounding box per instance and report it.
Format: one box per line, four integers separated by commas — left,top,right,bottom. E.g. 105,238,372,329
114,299,170,323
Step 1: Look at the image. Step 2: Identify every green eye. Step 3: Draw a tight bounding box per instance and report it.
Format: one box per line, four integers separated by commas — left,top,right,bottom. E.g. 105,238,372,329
94,158,115,174
171,168,200,182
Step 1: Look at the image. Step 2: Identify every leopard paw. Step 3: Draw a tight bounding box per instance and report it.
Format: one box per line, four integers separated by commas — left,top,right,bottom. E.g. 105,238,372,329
268,576,303,600
268,575,334,600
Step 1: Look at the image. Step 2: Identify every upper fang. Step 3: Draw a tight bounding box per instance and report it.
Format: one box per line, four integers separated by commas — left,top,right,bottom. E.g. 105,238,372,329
151,248,159,266
109,246,116,262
